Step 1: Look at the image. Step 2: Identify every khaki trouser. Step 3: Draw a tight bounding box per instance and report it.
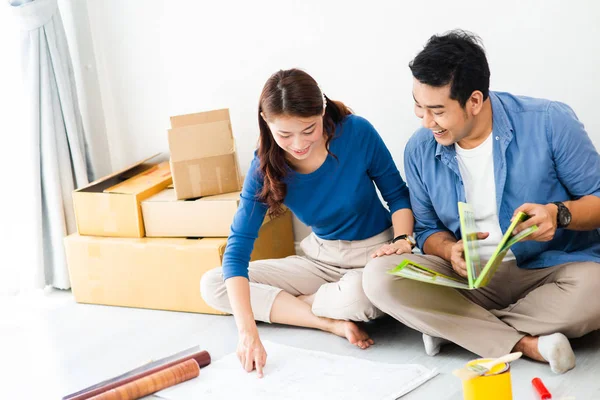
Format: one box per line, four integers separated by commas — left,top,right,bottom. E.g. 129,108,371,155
201,228,393,323
363,253,600,358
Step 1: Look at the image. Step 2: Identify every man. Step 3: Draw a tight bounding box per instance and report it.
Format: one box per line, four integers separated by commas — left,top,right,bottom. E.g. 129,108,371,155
363,30,600,374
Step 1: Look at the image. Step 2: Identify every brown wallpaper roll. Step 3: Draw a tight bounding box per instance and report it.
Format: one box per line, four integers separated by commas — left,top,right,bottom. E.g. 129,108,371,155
63,348,210,400
88,358,200,400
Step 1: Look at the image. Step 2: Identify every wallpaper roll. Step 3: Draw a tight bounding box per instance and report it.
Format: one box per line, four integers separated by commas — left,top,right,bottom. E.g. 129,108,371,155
87,359,200,400
63,347,210,400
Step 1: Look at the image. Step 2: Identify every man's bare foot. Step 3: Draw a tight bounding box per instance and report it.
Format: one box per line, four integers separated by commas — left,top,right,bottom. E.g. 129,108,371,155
514,336,545,362
297,293,316,306
515,334,576,374
327,320,374,349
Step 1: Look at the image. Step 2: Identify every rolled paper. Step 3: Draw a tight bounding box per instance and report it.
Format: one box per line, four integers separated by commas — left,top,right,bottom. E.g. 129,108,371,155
63,348,210,400
87,358,200,400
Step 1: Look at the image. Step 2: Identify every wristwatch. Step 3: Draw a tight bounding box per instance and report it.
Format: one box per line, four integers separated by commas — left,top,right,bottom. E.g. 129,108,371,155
392,234,417,249
552,201,571,228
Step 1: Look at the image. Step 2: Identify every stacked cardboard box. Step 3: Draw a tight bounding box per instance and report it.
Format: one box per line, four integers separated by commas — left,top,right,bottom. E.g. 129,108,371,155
168,108,242,200
72,154,173,238
65,109,295,314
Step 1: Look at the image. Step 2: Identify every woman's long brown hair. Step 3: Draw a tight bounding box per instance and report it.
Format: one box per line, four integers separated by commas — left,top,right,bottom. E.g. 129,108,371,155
257,69,352,217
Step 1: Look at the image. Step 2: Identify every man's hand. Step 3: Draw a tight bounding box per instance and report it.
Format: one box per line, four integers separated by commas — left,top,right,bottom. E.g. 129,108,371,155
237,327,267,378
371,239,413,258
512,203,558,242
449,232,489,278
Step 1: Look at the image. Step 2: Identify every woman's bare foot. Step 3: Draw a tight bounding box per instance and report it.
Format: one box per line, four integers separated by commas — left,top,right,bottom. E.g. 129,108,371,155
327,320,374,349
297,293,316,306
270,291,373,350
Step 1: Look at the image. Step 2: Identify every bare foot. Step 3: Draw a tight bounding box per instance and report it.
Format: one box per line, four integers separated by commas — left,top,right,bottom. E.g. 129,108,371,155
514,334,576,374
328,320,374,349
297,293,316,306
514,336,545,362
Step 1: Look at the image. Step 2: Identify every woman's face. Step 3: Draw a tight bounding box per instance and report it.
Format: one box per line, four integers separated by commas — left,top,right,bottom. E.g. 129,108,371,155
263,113,325,163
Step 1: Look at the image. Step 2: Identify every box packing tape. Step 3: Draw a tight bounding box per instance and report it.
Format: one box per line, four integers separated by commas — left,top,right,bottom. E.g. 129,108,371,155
188,164,202,197
215,166,223,194
100,195,123,234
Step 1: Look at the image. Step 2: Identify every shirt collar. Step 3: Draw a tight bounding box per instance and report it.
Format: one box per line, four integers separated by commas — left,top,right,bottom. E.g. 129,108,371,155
435,91,513,159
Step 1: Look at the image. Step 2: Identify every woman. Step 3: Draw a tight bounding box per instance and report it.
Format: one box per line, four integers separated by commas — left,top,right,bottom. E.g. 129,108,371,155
201,69,414,377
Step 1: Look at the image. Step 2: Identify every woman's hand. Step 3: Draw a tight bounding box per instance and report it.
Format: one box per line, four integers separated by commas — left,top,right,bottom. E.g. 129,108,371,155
237,326,267,378
371,239,412,258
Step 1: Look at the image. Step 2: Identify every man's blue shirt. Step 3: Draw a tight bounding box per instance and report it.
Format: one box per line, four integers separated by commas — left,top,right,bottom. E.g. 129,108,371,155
404,91,600,269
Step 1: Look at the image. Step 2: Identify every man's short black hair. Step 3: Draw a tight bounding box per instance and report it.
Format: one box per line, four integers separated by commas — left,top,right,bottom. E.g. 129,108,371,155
409,30,490,107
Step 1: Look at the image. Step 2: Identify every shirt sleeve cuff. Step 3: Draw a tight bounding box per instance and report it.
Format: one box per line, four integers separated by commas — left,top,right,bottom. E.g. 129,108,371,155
389,198,412,215
222,267,249,281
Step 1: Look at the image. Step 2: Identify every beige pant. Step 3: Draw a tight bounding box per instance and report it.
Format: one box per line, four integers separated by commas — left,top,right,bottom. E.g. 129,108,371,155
201,228,393,323
363,253,600,358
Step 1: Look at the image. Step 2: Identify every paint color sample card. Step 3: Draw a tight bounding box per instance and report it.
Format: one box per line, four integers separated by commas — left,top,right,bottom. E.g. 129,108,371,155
156,341,438,400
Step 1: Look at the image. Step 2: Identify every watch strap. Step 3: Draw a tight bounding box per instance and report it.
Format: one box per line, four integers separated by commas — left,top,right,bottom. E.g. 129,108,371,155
552,201,570,228
392,234,415,248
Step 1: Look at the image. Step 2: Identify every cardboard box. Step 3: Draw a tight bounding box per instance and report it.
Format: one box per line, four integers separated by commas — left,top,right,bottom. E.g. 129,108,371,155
73,154,173,238
170,108,231,128
104,161,171,194
141,189,242,237
168,109,242,200
64,210,295,314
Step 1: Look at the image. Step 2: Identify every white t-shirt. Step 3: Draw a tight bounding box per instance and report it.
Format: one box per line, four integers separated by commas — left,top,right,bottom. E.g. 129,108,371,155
455,133,515,261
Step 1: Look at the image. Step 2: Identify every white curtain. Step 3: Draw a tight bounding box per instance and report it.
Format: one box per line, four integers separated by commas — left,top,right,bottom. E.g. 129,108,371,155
7,0,92,292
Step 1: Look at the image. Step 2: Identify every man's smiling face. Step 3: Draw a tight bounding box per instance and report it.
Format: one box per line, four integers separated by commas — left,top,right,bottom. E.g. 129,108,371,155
412,78,475,147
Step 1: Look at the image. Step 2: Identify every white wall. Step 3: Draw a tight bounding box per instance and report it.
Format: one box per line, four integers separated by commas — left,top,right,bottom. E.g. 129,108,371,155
78,0,600,241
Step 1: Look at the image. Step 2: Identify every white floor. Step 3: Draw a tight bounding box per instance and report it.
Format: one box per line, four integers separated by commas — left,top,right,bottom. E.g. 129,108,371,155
2,289,599,400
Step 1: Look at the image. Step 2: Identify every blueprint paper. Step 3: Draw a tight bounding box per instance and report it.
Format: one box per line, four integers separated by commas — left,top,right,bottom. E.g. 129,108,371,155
156,341,438,400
